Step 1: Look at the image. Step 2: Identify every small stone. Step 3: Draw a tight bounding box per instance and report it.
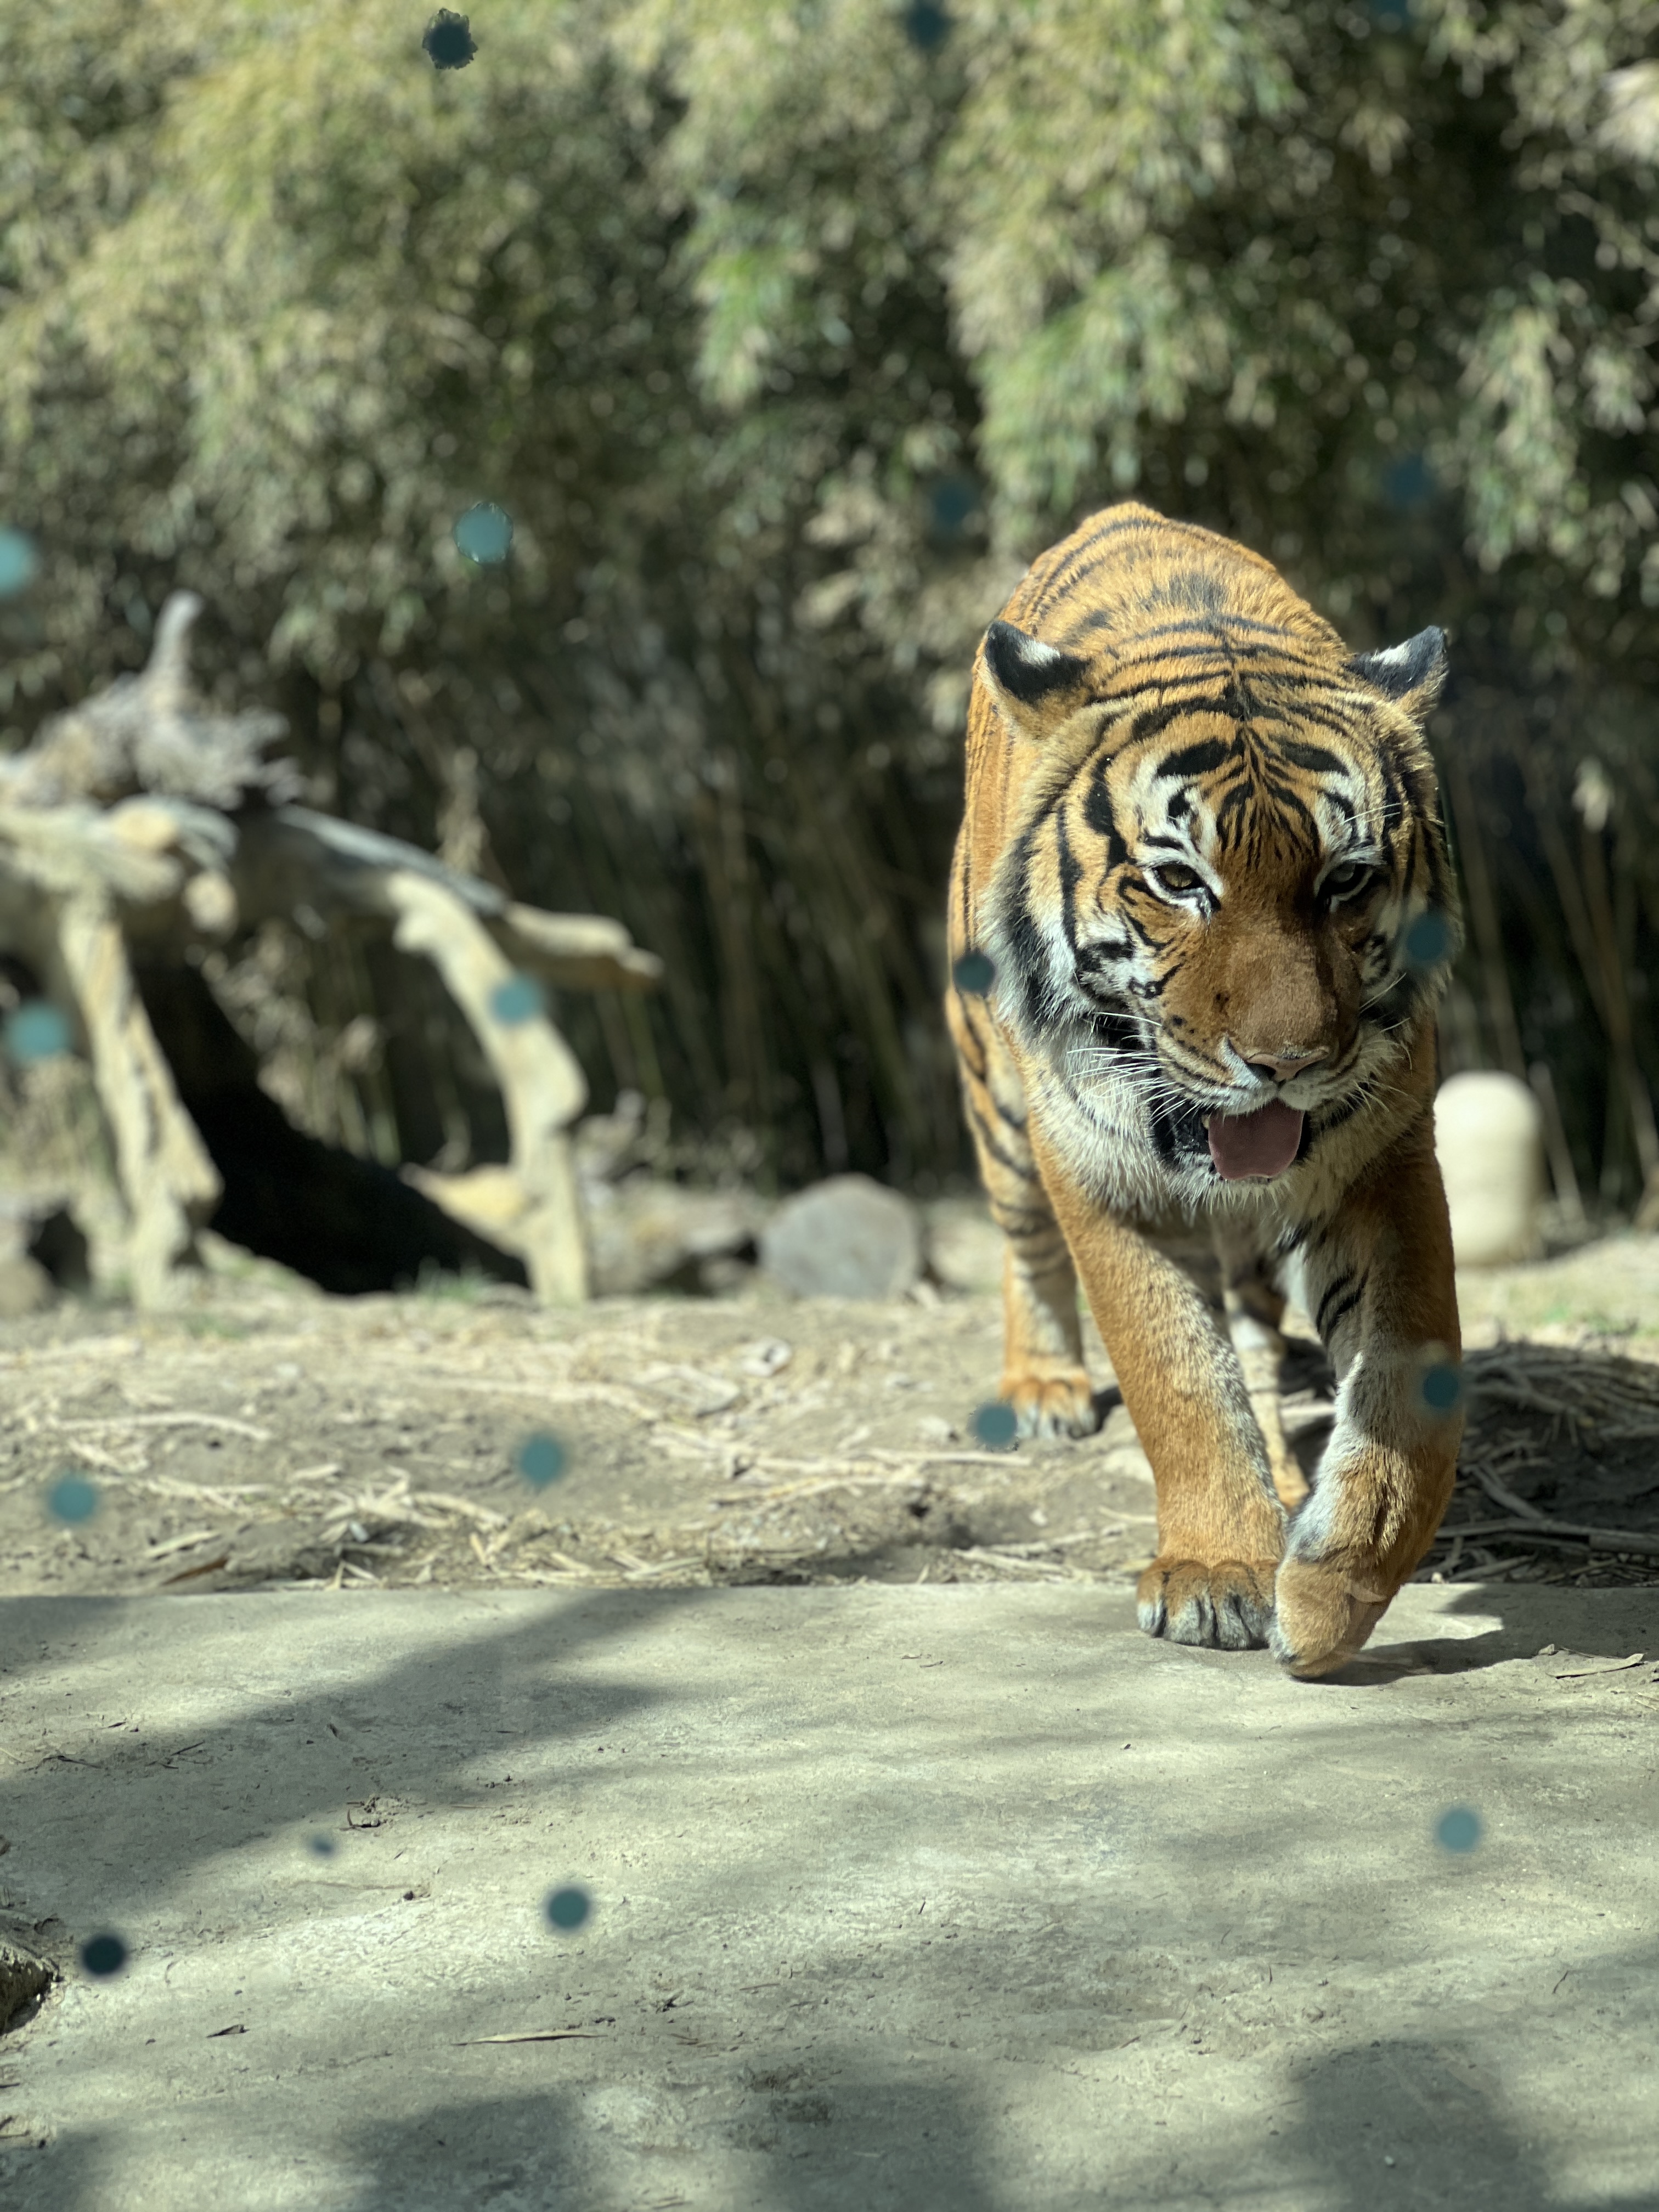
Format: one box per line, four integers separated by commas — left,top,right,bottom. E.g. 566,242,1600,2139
1434,1073,1544,1266
759,1176,922,1300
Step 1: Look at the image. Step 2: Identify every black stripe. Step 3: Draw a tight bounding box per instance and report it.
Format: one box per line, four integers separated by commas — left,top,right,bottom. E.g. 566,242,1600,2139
966,1100,1030,1177
1158,736,1233,778
1276,740,1348,775
1315,1272,1367,1340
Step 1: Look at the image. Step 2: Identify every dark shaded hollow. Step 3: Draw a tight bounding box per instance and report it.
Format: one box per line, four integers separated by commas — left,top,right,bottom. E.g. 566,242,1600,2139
134,959,527,1297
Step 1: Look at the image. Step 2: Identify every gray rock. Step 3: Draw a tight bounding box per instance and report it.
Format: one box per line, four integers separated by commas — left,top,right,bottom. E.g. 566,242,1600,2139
760,1174,922,1299
584,1178,763,1296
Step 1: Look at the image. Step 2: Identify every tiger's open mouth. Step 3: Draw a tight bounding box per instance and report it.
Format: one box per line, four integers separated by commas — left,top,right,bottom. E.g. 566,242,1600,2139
1205,1101,1306,1181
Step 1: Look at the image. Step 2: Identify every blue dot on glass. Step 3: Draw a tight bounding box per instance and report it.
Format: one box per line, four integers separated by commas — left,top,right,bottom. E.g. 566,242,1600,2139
423,9,476,70
929,475,978,536
453,502,513,565
903,1,952,50
5,1001,71,1063
953,952,995,996
545,1885,592,1932
973,1402,1018,1449
489,973,543,1025
1421,1362,1462,1414
1403,912,1451,969
1383,452,1432,507
515,1433,566,1489
1435,1806,1481,1854
47,1474,98,1525
80,1933,128,1978
0,527,39,599
307,1833,337,1858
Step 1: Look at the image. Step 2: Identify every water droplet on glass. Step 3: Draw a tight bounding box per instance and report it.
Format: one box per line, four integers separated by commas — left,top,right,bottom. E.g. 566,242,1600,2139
4,1001,71,1063
1420,1362,1462,1415
515,1433,566,1489
46,1474,98,1525
307,1833,338,1858
929,474,978,536
489,973,543,1025
423,8,476,71
544,1884,592,1932
80,1933,128,1978
1435,1805,1481,1854
902,1,952,50
1402,912,1451,969
0,527,39,599
972,1402,1018,1449
952,952,996,996
453,501,513,565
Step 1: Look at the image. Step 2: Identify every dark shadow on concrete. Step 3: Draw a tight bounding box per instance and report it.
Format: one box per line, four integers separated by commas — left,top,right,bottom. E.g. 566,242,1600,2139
326,2067,1002,2212
1321,1582,1659,1685
1279,2034,1659,2212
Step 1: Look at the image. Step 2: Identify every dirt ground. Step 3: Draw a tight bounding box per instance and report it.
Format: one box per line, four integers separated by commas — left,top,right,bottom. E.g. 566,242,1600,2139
5,1218,1659,1606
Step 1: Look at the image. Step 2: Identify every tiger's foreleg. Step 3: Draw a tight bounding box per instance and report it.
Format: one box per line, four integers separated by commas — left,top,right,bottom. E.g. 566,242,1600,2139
1272,1130,1462,1678
947,986,1099,1438
1213,1221,1309,1513
1035,1136,1288,1647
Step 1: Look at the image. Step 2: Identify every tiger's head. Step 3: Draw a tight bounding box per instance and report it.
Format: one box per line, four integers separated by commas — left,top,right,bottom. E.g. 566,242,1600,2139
977,614,1460,1200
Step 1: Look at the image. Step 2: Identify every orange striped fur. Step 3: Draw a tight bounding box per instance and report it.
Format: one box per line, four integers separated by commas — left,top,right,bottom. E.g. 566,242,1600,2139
947,504,1464,1678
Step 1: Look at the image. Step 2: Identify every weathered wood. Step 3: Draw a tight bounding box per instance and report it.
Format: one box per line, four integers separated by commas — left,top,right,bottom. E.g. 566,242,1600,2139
0,592,659,1307
0,594,293,810
383,870,590,1304
55,891,220,1306
231,808,662,990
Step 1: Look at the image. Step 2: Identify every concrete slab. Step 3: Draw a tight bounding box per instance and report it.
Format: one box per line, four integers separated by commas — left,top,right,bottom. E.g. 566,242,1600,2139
1,1583,1657,2211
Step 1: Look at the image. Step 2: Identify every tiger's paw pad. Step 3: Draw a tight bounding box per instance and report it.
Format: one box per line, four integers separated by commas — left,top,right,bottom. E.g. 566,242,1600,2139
1136,1558,1277,1651
1269,1559,1393,1679
1004,1372,1100,1440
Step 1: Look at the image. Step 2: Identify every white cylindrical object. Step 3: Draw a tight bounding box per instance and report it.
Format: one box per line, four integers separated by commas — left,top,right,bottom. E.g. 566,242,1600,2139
1434,1071,1545,1267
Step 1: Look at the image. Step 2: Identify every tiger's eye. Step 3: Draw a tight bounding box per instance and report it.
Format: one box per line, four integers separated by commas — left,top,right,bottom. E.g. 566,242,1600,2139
1149,863,1201,895
1325,861,1375,900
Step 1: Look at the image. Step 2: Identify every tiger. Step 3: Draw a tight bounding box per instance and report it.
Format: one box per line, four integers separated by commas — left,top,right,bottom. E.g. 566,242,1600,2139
946,501,1464,1680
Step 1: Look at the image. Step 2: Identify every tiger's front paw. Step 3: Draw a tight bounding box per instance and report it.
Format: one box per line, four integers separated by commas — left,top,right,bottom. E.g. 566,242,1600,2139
1269,1558,1393,1678
1002,1368,1101,1440
1136,1557,1277,1651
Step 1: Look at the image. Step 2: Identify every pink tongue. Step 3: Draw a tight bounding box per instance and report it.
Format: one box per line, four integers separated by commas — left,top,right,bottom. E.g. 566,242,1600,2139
1207,1101,1306,1181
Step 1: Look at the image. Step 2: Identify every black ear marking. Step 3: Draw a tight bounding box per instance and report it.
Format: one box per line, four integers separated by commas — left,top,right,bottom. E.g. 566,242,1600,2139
1348,626,1448,705
982,619,1090,708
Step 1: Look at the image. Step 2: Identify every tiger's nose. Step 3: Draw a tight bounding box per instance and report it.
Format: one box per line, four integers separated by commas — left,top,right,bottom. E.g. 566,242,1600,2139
1244,1049,1327,1082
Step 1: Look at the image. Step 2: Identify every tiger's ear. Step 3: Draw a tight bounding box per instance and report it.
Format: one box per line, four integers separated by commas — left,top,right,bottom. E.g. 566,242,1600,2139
979,618,1092,740
1347,626,1448,722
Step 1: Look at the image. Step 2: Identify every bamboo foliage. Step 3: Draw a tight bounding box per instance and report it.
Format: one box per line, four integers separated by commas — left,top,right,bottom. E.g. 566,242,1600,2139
2,1,1658,1200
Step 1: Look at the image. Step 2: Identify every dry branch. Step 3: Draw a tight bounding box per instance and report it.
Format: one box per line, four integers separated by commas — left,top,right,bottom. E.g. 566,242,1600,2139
0,591,661,1306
